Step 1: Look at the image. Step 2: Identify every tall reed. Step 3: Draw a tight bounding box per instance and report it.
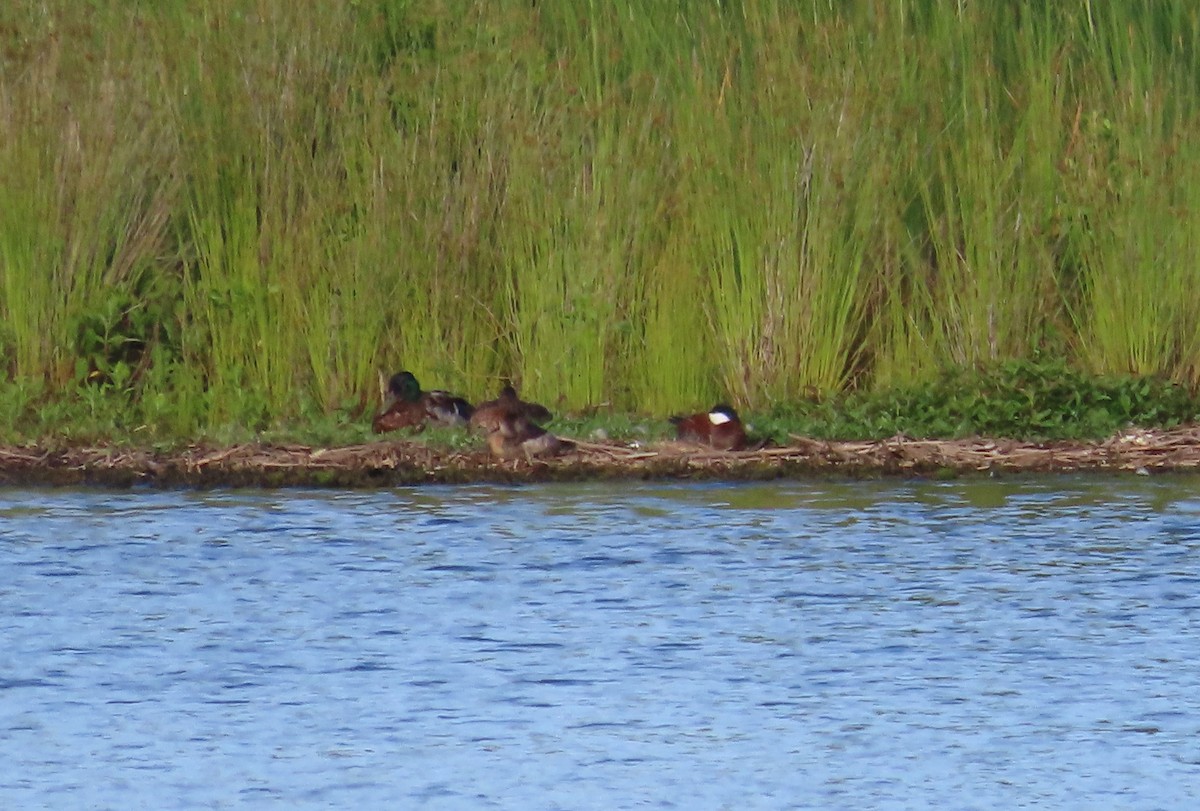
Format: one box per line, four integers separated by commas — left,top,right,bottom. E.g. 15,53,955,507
3,1,1200,435
1058,4,1200,384
665,4,883,408
0,4,175,391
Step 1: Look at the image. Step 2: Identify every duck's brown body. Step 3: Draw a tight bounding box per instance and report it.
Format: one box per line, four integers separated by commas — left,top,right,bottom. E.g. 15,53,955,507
669,404,748,451
470,385,552,434
372,371,474,433
486,414,571,460
372,399,427,433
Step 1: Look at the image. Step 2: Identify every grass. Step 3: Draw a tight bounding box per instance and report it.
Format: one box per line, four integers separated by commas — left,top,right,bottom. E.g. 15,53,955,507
2,358,1196,450
755,358,1200,444
2,2,1200,443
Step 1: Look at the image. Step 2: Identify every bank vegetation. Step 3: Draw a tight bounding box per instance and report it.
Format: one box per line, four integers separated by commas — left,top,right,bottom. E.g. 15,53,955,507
3,2,1200,446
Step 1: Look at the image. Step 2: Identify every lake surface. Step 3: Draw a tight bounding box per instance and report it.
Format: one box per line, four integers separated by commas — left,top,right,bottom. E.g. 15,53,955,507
2,476,1199,810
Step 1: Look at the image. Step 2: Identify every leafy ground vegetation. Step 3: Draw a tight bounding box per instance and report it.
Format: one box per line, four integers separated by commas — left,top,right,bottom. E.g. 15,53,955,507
3,2,1200,448
2,358,1196,451
753,359,1200,444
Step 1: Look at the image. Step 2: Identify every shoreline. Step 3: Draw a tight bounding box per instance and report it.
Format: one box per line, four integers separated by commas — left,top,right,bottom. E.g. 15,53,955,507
3,426,1200,488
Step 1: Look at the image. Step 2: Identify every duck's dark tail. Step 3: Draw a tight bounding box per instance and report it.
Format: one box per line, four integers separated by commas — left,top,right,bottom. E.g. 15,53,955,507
522,402,553,425
448,397,474,421
425,394,474,426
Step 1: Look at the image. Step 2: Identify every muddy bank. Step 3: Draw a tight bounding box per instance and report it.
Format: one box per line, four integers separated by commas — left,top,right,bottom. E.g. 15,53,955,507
3,426,1200,488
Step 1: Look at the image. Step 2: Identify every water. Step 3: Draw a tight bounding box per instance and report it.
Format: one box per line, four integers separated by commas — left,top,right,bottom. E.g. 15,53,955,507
2,477,1200,810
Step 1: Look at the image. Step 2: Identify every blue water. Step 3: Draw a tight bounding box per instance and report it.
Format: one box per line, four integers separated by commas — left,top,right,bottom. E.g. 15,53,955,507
2,477,1200,810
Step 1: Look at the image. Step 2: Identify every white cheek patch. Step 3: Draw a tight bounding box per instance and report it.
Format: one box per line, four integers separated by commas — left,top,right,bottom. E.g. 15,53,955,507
708,412,732,425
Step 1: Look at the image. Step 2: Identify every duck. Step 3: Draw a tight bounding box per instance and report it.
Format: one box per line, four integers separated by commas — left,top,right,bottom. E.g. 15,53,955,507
372,371,474,433
486,413,572,460
668,403,748,451
469,383,552,434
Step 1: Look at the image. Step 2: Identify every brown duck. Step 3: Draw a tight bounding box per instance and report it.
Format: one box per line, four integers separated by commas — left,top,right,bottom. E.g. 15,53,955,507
668,404,748,451
486,413,571,460
469,384,552,434
373,371,474,433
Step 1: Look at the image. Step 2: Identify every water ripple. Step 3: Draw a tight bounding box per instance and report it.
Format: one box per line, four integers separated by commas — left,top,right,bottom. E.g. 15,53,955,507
1,477,1200,809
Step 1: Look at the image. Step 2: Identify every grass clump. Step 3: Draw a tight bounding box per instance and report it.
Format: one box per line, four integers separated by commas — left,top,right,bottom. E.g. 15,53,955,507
759,359,1200,443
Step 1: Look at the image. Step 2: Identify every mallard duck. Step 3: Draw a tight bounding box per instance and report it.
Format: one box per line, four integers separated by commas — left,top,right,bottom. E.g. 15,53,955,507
372,371,474,433
486,413,571,460
669,404,748,451
469,383,552,434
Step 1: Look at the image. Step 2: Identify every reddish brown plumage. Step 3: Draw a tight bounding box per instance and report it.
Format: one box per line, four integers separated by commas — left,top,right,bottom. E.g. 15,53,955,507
372,399,427,433
372,371,474,434
669,404,748,451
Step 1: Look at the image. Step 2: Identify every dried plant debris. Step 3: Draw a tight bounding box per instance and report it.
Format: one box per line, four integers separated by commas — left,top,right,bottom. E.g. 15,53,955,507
4,427,1200,487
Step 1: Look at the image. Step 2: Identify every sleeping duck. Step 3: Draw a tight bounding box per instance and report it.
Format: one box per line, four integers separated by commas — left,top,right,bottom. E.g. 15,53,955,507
372,371,474,433
668,403,748,451
469,383,552,434
485,413,571,460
